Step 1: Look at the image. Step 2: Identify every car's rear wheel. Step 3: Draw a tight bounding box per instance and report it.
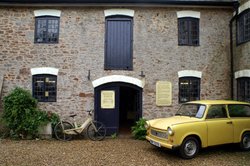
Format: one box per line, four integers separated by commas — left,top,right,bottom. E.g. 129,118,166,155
179,136,200,159
240,132,250,151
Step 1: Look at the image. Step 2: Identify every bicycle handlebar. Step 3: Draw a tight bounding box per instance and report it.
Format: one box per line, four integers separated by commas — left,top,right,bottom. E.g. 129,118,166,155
86,110,93,116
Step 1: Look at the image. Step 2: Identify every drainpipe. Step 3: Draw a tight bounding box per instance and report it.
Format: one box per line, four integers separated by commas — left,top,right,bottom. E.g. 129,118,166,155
229,2,239,100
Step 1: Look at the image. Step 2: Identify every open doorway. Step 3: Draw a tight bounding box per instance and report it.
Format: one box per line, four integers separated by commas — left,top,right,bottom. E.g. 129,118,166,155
119,86,139,134
95,82,142,135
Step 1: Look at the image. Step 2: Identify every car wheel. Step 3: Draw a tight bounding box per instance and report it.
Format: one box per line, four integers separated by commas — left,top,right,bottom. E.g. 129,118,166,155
179,137,200,159
240,132,250,151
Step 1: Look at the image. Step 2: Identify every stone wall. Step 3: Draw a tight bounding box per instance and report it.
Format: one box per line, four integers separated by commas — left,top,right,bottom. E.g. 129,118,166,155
0,7,232,121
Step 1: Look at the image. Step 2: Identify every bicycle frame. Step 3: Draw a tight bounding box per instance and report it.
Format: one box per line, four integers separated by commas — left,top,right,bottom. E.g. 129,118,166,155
63,117,97,135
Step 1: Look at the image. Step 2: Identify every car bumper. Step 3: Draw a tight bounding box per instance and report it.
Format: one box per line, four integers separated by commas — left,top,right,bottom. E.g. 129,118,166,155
146,135,179,150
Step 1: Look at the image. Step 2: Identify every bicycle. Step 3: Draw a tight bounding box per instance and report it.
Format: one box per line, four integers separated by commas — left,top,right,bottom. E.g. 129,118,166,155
54,110,106,141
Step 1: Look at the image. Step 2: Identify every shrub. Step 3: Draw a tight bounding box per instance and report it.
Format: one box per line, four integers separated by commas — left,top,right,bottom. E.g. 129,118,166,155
1,87,52,139
46,111,60,131
131,118,147,140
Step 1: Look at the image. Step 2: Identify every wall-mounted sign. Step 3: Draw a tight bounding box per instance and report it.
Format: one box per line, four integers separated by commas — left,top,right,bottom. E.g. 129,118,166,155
156,81,172,106
101,90,115,109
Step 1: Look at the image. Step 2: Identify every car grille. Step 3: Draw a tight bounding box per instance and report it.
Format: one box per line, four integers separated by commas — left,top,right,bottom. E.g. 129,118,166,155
151,129,168,139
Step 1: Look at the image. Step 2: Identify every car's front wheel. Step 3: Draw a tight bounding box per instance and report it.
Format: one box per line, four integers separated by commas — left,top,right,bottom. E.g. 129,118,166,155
240,132,250,151
179,136,200,159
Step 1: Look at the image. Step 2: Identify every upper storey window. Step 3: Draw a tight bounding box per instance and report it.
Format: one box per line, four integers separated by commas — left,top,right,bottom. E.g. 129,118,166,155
178,17,199,46
237,9,250,44
34,9,61,44
177,11,200,46
35,16,60,43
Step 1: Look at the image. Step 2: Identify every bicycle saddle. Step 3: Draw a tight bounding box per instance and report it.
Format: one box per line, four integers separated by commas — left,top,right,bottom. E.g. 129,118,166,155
69,114,77,118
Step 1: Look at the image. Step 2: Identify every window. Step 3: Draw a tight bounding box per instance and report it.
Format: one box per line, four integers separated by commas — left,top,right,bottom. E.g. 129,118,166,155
105,16,133,70
178,17,199,46
33,75,57,102
176,104,206,118
237,9,250,44
179,77,200,103
228,104,250,117
237,77,250,102
35,16,60,43
206,105,227,119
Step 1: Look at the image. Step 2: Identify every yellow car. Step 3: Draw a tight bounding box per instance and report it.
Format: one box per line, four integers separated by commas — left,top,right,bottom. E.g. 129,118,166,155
145,100,250,159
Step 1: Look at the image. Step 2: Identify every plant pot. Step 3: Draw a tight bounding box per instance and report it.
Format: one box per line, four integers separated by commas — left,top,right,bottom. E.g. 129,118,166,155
38,122,52,139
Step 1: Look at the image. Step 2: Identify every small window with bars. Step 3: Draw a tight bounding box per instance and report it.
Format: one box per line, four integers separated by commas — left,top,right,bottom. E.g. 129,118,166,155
178,17,199,46
179,77,200,103
35,16,60,43
237,77,250,102
237,9,250,44
33,75,57,102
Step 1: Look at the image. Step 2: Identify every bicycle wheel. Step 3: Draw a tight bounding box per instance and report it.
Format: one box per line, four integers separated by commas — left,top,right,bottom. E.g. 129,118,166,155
54,121,73,141
87,121,106,141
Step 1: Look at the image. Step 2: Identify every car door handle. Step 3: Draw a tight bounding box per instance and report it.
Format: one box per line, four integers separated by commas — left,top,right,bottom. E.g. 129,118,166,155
226,121,233,124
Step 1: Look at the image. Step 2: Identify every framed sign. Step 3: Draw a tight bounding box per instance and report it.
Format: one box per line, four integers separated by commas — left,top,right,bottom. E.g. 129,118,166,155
101,90,115,109
156,81,172,106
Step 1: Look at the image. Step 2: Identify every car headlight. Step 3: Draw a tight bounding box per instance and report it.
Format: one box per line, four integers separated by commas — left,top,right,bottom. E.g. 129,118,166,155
167,127,174,136
144,121,150,129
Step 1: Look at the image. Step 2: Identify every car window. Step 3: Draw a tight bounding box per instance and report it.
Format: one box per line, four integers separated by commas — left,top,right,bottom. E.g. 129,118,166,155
206,105,227,119
175,104,206,118
228,104,250,117
196,105,206,118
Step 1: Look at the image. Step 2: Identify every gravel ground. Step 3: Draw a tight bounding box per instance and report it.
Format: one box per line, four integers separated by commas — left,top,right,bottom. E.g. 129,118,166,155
0,136,249,166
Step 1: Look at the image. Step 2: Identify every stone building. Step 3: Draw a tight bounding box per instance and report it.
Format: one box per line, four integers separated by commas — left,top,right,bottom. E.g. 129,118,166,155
0,0,249,134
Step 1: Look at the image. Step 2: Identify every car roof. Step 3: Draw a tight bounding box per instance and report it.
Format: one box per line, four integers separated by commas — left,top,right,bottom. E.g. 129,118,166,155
185,100,250,105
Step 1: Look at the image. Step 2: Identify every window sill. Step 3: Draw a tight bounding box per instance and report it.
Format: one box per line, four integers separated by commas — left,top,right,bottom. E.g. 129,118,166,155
178,44,200,47
236,40,250,46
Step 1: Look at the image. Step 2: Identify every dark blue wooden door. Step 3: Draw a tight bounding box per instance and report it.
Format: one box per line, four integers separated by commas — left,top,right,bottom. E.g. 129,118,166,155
105,16,133,70
95,85,120,135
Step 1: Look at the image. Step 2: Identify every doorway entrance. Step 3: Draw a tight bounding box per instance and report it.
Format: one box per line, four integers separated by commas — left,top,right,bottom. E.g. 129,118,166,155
94,82,142,135
119,86,139,134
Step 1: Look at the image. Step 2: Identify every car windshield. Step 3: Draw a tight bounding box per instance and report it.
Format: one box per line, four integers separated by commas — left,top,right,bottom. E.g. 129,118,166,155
175,104,206,118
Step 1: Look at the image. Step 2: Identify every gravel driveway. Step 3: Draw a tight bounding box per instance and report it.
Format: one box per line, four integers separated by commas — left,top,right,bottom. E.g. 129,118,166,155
0,137,249,166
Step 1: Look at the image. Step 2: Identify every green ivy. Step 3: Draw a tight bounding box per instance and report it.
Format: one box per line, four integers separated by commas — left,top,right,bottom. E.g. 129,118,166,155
131,118,147,140
47,111,60,130
111,133,117,139
1,87,58,139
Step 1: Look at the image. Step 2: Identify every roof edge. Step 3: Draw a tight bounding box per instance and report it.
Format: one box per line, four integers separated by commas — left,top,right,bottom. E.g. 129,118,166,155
0,0,237,7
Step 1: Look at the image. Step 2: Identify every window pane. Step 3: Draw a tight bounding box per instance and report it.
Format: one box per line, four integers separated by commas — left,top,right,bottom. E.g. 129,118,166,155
33,75,57,102
47,19,59,43
179,79,189,102
245,12,250,41
45,77,57,102
206,105,227,119
178,19,189,45
190,79,200,101
228,104,250,117
179,77,200,103
35,17,59,43
176,104,206,118
36,19,47,43
178,18,199,46
190,19,199,45
237,10,250,44
237,77,250,102
33,77,45,101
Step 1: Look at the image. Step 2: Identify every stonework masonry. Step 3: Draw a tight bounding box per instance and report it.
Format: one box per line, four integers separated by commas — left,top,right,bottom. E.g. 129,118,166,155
0,7,233,121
